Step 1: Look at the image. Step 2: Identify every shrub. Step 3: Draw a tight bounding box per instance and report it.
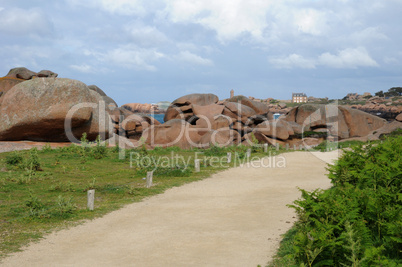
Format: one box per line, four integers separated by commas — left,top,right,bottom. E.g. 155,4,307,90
204,145,227,156
5,152,23,166
91,135,108,159
279,136,402,266
55,195,76,217
25,148,42,171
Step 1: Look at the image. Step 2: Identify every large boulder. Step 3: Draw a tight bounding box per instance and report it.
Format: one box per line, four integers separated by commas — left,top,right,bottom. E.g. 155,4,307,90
142,119,202,149
223,102,256,118
88,85,107,96
0,78,112,141
338,106,386,137
0,77,25,95
283,104,352,139
164,93,219,122
37,70,58,78
198,129,241,148
6,67,37,80
172,93,219,106
396,113,402,122
253,120,293,140
227,95,269,115
121,114,160,140
192,104,224,119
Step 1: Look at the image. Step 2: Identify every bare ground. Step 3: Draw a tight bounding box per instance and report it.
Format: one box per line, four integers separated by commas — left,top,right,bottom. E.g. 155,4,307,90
1,150,340,267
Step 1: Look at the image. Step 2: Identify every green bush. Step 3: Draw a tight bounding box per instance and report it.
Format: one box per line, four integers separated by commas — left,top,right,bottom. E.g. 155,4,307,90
275,136,402,266
91,135,108,159
204,145,227,156
5,152,23,166
25,148,42,171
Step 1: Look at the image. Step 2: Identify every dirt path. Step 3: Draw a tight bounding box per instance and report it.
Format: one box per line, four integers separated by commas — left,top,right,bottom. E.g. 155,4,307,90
1,151,340,267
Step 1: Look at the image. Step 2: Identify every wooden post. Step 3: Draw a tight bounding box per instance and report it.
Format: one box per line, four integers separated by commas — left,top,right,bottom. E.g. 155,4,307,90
246,148,251,158
87,189,95,211
285,143,289,150
227,152,232,163
146,171,153,188
264,143,268,153
195,159,200,172
276,143,279,151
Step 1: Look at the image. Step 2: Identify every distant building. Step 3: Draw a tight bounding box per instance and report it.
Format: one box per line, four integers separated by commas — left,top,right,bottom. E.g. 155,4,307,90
292,93,307,103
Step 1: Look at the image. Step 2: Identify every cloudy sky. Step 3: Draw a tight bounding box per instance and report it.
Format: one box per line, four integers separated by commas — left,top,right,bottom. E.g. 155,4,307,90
1,0,401,105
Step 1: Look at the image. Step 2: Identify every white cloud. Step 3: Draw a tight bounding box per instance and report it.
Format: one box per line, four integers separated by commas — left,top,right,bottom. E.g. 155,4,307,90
67,0,148,16
293,8,328,36
270,54,316,69
125,24,168,47
70,64,94,73
270,47,378,69
350,27,388,43
176,51,213,66
318,47,378,68
103,45,164,71
163,0,274,42
0,7,53,36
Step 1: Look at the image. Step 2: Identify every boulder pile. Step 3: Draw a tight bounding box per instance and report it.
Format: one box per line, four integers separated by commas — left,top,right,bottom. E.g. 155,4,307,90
350,96,402,120
0,67,400,147
140,93,397,149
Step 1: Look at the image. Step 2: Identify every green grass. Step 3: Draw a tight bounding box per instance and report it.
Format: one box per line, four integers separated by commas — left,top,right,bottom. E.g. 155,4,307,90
0,142,282,260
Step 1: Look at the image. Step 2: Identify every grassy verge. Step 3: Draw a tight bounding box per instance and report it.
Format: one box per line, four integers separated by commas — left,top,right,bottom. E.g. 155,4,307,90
268,134,402,266
0,139,282,260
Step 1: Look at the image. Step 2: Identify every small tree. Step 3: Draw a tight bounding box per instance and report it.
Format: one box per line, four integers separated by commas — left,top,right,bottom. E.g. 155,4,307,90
375,90,384,97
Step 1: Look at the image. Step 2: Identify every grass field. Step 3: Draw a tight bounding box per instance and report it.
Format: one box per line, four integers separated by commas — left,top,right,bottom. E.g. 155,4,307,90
0,140,276,259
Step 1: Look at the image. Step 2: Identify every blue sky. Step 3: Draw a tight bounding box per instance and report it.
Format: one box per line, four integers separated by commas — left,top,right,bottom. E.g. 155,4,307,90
1,0,401,106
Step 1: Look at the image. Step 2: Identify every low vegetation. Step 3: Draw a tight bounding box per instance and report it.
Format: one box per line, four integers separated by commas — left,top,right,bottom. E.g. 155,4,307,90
268,135,402,266
0,137,279,259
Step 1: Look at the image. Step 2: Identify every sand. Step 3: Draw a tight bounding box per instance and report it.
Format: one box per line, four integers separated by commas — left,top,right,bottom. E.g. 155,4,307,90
1,150,340,267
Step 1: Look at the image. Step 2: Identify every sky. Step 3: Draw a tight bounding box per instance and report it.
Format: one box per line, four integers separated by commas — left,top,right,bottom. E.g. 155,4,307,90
1,0,401,106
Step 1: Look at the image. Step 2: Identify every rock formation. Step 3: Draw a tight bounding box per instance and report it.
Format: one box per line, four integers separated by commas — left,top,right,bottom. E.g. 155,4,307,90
141,94,397,149
0,78,112,141
0,67,399,147
0,67,117,142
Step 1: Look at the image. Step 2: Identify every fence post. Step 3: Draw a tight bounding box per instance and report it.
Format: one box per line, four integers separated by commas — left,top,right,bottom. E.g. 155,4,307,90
227,152,232,163
195,159,200,172
264,143,268,153
246,148,251,159
146,171,153,188
87,189,95,211
285,143,289,150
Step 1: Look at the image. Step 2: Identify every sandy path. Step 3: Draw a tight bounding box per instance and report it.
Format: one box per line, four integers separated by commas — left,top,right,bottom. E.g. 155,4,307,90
1,151,340,267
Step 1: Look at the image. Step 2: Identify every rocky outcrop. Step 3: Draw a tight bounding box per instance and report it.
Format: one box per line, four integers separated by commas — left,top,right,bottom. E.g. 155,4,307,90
1,67,59,96
5,67,58,80
227,95,269,115
142,95,395,149
142,119,202,149
0,78,112,141
351,101,402,121
164,93,219,122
